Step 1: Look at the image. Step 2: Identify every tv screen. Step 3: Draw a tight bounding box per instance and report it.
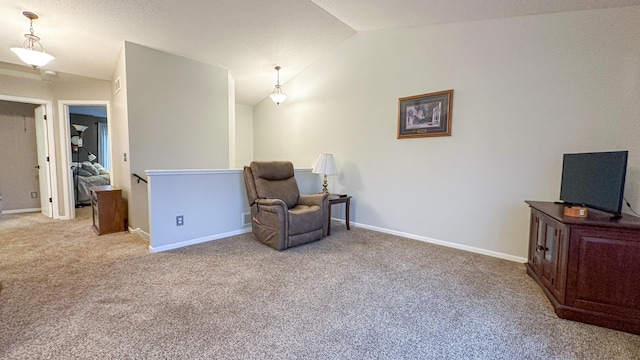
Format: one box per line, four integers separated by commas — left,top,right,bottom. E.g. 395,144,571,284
559,151,628,217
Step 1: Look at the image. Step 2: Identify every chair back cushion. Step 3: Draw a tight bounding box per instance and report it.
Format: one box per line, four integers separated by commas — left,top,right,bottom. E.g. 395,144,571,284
249,161,300,209
243,166,259,206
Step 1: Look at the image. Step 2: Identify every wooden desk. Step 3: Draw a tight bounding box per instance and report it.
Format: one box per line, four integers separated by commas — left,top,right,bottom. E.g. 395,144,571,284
327,195,352,236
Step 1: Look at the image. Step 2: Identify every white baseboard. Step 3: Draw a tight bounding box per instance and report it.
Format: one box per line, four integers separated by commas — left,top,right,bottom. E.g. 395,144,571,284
1,208,41,215
130,227,150,239
146,218,526,262
149,228,252,253
351,222,527,263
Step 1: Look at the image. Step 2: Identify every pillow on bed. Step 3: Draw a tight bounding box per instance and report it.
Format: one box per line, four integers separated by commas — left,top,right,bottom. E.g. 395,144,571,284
93,163,110,175
76,167,94,177
81,162,100,176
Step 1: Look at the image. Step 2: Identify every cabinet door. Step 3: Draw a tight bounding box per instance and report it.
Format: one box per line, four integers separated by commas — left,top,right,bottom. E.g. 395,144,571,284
529,212,567,303
540,221,556,285
565,228,640,319
529,212,544,274
541,223,566,302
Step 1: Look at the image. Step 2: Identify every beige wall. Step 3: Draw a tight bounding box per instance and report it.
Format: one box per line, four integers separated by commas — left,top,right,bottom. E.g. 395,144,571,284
252,7,640,259
0,101,40,210
0,72,53,100
234,104,254,168
122,42,231,232
110,45,132,226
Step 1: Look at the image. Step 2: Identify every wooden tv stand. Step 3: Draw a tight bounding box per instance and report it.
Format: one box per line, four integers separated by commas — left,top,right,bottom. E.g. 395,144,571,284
525,201,640,334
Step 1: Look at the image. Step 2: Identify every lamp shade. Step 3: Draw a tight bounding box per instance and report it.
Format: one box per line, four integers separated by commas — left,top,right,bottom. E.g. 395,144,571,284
72,124,88,133
269,90,287,105
312,153,338,175
10,47,55,68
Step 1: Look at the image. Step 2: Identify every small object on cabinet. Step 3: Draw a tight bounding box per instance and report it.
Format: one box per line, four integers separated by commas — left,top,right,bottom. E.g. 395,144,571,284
563,205,587,218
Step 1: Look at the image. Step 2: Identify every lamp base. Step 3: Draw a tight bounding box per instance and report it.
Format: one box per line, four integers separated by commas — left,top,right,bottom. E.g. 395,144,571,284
322,175,329,194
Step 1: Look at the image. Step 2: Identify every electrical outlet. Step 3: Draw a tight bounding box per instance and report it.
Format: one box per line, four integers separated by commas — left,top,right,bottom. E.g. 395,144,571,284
176,215,184,226
31,192,38,198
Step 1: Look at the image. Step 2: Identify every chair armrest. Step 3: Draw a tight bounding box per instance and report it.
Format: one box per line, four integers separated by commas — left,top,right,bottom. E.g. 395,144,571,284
253,198,288,229
255,198,288,210
299,193,328,207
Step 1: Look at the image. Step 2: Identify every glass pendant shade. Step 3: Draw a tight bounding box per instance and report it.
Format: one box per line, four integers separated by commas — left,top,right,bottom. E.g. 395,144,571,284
11,47,55,68
269,85,287,105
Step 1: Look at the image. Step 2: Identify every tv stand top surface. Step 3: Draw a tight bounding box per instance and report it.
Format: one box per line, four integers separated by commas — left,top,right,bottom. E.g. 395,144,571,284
555,201,623,220
525,201,640,230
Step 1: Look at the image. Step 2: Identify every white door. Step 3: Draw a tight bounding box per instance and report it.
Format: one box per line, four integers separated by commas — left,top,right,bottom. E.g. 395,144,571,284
34,105,53,218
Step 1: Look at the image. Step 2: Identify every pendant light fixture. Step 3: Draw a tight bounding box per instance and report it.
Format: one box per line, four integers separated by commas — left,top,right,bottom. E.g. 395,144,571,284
10,11,55,69
269,66,287,105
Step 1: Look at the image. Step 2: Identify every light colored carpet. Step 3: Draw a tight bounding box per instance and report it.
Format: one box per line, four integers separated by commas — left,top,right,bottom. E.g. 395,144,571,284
1,209,639,359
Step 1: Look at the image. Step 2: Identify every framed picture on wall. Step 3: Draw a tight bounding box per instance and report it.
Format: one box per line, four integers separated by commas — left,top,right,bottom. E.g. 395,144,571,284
397,89,453,139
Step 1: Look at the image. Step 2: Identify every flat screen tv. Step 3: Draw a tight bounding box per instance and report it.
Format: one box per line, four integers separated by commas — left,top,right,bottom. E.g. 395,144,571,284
559,150,628,218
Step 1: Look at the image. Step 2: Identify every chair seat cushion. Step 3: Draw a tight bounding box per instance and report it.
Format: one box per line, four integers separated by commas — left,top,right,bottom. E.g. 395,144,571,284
288,204,324,235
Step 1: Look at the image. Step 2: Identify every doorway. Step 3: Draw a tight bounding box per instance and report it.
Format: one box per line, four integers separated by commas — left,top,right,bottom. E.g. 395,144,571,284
0,95,56,218
59,101,112,219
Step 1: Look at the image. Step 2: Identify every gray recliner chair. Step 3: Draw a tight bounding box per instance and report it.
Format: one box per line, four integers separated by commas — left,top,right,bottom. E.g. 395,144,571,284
243,161,329,250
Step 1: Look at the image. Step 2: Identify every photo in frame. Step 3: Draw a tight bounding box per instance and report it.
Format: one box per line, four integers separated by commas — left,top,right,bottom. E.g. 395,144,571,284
397,89,453,139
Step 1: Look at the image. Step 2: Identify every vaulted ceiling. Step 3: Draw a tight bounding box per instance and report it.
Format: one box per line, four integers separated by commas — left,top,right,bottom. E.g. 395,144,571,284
2,0,639,105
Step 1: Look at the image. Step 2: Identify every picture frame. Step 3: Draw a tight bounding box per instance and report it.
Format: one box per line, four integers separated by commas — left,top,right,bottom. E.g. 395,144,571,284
397,89,453,139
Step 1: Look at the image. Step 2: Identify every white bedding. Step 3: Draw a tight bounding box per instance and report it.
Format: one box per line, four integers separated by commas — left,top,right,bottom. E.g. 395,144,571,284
76,174,110,204
74,161,110,204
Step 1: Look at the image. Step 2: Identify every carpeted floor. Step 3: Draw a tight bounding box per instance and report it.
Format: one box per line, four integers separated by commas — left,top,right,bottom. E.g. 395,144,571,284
1,209,639,359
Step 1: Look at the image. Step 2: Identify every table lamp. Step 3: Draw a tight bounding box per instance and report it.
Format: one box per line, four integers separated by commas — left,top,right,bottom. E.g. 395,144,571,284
312,153,338,194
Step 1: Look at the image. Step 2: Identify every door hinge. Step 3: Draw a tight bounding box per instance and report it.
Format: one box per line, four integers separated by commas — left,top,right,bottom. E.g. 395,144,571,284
44,115,47,120
49,197,52,203
46,156,50,162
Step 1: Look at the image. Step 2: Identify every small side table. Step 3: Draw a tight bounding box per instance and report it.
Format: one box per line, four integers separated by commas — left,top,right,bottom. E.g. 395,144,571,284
327,195,352,236
90,185,124,235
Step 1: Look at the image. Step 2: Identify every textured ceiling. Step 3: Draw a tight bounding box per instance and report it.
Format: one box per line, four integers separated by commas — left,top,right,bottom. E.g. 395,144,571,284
311,0,640,31
1,0,640,105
